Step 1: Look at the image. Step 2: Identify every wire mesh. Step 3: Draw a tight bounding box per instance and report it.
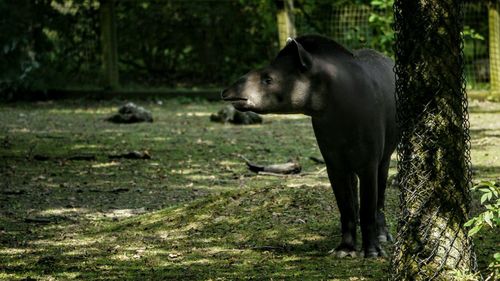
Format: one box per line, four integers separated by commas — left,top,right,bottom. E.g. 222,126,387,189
295,4,372,51
389,0,477,279
295,1,491,91
463,2,491,90
2,0,494,92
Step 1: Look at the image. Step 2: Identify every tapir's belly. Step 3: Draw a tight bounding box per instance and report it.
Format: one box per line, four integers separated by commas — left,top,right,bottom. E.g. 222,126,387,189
311,113,393,172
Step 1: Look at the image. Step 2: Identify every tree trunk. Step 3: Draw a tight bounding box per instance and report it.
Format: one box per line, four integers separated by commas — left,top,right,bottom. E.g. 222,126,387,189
390,0,477,280
100,0,119,90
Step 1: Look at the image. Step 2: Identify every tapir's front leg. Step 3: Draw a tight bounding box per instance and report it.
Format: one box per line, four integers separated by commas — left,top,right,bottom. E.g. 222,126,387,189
327,168,359,257
358,164,386,258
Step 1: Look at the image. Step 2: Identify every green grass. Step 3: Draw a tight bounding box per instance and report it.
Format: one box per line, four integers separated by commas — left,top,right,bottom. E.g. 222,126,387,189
0,99,498,280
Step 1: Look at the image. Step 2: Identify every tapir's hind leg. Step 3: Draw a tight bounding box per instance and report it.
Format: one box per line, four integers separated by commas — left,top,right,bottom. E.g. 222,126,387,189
377,158,393,243
327,169,358,257
358,164,385,258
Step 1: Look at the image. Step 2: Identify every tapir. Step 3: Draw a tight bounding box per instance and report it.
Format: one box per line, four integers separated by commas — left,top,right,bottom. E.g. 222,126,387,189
221,35,399,258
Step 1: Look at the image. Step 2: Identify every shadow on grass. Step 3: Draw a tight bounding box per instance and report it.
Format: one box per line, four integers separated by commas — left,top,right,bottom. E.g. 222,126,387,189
1,100,498,280
1,185,390,280
472,165,500,180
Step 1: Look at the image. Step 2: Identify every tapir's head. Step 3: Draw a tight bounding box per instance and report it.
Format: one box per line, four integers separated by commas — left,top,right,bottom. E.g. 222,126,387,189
221,39,316,114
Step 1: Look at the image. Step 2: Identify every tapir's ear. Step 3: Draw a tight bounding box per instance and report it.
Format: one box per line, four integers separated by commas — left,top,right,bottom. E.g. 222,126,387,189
288,39,313,71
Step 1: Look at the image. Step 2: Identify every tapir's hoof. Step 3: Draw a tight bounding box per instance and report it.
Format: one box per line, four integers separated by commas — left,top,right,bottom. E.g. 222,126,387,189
364,248,387,258
386,233,393,242
329,249,357,258
378,233,393,243
329,244,358,258
338,250,357,258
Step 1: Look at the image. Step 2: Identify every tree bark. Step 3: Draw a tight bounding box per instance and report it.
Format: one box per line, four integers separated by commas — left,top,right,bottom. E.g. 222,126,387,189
390,0,477,280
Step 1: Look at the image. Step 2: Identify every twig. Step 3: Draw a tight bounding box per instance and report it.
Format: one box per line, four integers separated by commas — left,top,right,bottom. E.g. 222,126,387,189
309,156,325,164
316,167,327,175
250,245,285,251
257,172,293,177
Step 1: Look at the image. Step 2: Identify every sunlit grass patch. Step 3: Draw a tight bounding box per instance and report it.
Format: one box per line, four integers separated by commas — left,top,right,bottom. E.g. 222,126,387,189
91,162,120,168
67,184,388,280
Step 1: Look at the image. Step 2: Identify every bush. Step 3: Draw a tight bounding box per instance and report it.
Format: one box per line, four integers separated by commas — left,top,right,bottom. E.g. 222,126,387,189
465,181,500,280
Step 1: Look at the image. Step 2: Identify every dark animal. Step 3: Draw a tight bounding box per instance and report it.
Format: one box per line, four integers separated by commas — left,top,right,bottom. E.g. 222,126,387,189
107,102,153,123
221,35,399,258
210,105,263,125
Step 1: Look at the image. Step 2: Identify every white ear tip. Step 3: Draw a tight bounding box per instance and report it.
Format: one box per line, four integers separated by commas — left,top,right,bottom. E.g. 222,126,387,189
286,37,294,44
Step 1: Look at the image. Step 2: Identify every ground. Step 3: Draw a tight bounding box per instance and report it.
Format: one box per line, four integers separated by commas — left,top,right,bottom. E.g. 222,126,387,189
0,98,498,281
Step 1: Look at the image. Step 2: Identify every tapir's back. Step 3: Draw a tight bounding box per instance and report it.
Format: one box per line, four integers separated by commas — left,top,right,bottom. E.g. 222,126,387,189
354,49,395,90
353,48,399,159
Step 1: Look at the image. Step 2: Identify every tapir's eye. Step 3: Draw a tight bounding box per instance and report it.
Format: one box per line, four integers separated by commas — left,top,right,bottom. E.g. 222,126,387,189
261,75,273,85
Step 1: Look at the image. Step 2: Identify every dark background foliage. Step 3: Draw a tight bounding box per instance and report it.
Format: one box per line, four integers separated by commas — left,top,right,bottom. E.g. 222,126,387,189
0,0,491,95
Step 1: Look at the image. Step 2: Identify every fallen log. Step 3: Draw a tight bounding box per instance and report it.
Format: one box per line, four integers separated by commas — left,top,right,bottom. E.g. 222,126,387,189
241,156,301,175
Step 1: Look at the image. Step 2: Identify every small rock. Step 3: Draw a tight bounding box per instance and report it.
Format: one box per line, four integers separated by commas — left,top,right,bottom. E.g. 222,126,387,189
36,255,56,265
34,154,50,161
168,253,181,259
296,218,306,224
110,187,129,193
108,150,151,160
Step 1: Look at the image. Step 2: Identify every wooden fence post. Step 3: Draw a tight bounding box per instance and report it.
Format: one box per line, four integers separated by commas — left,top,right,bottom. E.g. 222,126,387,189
100,0,119,90
489,2,500,99
276,0,296,49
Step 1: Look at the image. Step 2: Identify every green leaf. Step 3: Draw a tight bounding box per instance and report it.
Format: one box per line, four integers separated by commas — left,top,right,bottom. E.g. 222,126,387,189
485,204,495,211
481,192,492,204
492,187,499,197
484,211,493,227
468,224,482,236
473,34,485,41
464,218,475,227
494,252,500,262
484,181,496,187
479,187,491,193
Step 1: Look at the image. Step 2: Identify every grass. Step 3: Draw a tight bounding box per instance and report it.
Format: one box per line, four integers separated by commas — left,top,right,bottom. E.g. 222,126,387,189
0,98,498,280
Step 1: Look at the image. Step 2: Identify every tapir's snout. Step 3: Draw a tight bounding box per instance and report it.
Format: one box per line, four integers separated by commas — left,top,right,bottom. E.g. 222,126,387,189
220,87,247,102
221,77,249,102
220,88,229,100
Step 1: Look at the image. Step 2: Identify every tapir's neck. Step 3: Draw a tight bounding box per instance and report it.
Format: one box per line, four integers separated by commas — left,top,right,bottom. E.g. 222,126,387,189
302,57,346,117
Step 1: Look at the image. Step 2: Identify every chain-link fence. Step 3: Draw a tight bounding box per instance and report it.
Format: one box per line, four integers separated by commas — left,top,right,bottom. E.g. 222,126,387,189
463,2,491,90
2,0,494,93
295,4,373,53
294,1,492,91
